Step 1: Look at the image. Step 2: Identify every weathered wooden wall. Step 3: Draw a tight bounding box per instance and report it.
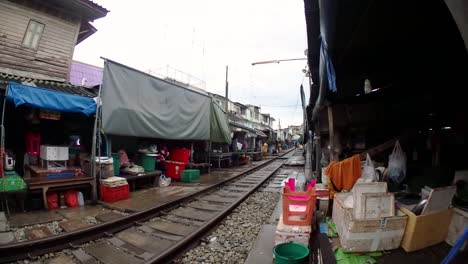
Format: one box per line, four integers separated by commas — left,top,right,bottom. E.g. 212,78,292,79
0,0,80,81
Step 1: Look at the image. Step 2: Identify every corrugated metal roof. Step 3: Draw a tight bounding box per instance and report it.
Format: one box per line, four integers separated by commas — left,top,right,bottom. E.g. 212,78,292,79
0,72,97,98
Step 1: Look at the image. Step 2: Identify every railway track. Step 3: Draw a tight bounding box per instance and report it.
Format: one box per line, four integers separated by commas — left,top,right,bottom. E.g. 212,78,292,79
1,149,296,263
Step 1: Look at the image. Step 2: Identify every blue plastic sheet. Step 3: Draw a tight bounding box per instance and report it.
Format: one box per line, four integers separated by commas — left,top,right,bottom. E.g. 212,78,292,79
7,82,97,116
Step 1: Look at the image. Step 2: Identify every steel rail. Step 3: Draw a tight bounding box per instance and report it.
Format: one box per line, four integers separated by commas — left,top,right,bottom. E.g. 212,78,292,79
146,158,290,263
0,149,295,263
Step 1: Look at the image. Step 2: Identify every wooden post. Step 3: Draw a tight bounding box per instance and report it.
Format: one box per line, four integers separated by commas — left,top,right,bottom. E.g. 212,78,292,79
314,123,322,181
208,141,212,172
90,84,102,203
328,105,336,162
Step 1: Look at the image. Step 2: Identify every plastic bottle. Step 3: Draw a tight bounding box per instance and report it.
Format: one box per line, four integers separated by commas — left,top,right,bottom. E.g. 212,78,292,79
77,191,85,206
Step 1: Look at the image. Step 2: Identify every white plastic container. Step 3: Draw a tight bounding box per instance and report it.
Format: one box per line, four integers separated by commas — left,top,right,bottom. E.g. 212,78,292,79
40,145,69,161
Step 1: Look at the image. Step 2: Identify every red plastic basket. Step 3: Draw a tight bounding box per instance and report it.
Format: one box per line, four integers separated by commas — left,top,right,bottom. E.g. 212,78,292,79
282,186,317,226
164,160,186,180
170,148,190,163
100,184,129,203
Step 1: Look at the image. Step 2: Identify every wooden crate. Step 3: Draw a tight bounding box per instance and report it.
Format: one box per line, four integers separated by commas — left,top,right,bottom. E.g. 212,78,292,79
400,207,453,252
333,193,407,252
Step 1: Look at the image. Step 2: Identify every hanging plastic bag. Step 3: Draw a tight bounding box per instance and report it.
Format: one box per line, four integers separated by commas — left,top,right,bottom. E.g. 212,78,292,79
361,153,377,182
65,190,79,208
388,141,407,183
46,192,59,210
159,174,171,187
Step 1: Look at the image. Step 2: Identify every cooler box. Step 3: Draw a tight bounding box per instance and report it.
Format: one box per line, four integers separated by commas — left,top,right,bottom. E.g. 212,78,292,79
165,160,186,180
171,148,190,163
181,169,200,182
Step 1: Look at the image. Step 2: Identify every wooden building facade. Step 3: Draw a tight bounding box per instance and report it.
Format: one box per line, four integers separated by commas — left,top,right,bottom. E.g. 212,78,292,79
0,0,108,82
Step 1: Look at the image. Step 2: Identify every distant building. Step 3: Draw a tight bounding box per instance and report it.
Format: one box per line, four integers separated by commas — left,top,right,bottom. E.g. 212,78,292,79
69,61,103,87
210,92,277,141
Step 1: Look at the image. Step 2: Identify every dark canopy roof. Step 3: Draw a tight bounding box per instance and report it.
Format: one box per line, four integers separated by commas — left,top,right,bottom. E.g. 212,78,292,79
304,0,468,126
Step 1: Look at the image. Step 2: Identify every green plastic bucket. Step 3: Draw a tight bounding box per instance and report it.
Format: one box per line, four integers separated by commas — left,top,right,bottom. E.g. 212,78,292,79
273,242,309,264
141,154,156,172
111,153,120,176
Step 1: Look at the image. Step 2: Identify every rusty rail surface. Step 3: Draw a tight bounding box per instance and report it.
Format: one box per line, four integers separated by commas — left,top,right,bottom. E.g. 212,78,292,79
0,149,296,263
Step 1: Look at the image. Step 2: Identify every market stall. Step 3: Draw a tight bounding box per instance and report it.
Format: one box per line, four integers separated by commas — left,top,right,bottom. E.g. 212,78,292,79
101,59,231,184
0,81,99,211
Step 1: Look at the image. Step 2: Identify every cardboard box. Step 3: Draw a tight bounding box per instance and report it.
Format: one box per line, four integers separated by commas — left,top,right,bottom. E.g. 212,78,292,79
333,193,407,252
400,207,453,252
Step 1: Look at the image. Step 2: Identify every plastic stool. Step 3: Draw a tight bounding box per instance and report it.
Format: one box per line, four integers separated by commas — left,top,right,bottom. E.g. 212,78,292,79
26,132,41,156
285,178,316,192
282,185,317,226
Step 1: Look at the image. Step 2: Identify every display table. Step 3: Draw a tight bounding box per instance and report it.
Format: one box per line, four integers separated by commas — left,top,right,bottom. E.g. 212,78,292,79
27,165,82,178
120,170,163,191
26,175,94,210
209,152,233,168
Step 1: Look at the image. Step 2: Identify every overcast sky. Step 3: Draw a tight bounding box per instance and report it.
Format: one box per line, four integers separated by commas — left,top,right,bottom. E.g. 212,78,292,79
73,0,310,129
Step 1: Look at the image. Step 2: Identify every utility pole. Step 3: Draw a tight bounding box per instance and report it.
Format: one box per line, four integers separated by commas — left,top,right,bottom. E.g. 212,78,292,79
225,65,229,112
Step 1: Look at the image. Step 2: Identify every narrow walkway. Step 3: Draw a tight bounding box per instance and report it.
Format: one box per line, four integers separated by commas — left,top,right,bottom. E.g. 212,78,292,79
1,155,282,244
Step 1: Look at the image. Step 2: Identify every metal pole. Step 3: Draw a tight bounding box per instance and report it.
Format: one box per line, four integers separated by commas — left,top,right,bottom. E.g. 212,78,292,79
208,141,212,173
225,65,229,112
190,142,194,163
0,86,8,178
90,84,102,202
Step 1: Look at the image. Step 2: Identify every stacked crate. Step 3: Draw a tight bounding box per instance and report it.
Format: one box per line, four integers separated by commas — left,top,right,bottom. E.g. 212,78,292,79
100,177,129,203
275,214,311,247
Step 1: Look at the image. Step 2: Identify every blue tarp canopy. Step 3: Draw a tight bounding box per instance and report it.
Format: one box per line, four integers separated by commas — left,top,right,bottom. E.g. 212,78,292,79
6,82,97,116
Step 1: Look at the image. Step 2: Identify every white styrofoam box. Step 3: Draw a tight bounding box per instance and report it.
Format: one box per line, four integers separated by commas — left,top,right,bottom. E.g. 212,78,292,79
352,182,388,219
275,214,311,247
446,207,468,251
333,192,407,252
274,233,310,247
358,193,395,219
40,145,69,161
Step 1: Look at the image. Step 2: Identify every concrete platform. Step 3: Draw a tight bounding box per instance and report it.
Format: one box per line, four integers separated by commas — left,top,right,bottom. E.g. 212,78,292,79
146,219,197,236
85,241,143,264
0,231,15,244
168,207,217,221
103,161,270,212
58,206,110,220
24,226,53,240
59,219,93,232
9,211,63,227
116,228,173,254
95,212,125,223
244,224,276,264
46,255,76,264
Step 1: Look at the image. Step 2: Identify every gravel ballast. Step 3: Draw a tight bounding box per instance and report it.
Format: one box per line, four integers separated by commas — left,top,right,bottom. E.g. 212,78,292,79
178,190,280,264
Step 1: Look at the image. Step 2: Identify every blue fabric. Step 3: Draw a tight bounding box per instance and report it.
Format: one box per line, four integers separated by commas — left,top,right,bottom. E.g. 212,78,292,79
7,82,96,116
321,41,337,92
